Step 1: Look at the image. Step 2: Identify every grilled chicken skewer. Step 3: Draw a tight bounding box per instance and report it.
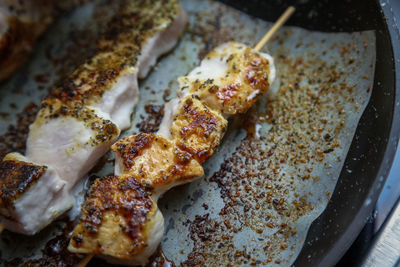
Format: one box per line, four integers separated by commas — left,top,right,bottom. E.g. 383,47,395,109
68,41,276,266
0,0,187,235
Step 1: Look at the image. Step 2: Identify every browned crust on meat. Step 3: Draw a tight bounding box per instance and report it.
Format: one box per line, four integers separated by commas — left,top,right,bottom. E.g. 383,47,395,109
150,141,204,188
171,97,227,163
187,44,271,114
113,133,204,190
69,175,153,256
112,133,156,170
47,0,180,107
180,99,221,138
0,160,46,209
37,99,120,146
244,50,271,93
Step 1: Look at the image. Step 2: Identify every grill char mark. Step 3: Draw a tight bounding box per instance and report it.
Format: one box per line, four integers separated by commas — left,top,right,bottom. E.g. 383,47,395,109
0,160,46,209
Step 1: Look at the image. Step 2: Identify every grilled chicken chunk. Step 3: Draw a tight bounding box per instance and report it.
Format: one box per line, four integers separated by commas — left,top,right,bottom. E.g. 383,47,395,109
68,175,163,266
113,133,204,198
27,101,121,184
68,42,275,265
169,96,227,163
0,0,187,235
178,42,276,115
0,153,69,234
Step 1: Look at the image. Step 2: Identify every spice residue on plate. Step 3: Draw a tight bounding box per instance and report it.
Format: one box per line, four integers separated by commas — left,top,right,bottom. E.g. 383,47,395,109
176,44,358,265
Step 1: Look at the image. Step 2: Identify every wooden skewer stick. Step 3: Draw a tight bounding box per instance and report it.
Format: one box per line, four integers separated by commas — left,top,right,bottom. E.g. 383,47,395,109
76,7,295,267
254,6,295,51
77,254,94,267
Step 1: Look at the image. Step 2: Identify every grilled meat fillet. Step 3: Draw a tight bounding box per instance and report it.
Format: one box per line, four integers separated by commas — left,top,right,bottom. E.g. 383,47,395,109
178,42,276,115
113,133,204,198
169,96,228,163
69,175,163,266
0,0,187,235
0,153,68,234
68,41,275,265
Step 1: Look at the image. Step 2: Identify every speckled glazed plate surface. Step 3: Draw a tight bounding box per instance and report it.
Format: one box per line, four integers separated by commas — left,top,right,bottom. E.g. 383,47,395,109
0,0,375,266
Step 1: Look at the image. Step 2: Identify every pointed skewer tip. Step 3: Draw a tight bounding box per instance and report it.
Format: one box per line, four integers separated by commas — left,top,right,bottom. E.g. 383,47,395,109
254,6,295,52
